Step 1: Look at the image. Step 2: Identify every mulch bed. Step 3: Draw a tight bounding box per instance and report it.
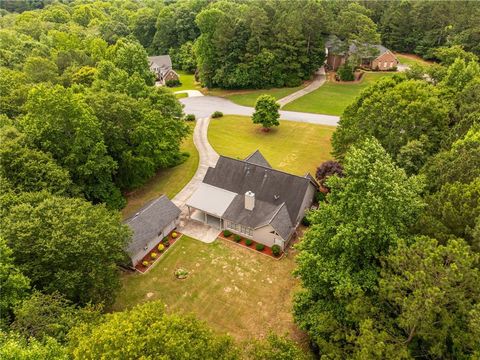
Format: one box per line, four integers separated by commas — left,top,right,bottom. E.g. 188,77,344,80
135,231,182,274
218,232,284,260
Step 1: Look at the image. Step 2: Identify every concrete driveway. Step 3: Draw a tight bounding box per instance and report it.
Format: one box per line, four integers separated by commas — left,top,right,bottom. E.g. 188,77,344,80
276,67,326,107
180,96,339,126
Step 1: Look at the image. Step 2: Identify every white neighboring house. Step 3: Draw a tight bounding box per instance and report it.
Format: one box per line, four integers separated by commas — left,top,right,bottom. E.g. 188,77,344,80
186,150,318,250
124,195,181,266
148,55,180,85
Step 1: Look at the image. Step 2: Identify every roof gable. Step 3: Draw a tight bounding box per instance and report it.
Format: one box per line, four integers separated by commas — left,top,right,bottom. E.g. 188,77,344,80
244,150,272,168
148,55,173,70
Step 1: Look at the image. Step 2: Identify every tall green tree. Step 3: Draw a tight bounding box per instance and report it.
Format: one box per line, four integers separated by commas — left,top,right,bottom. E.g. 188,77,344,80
68,301,239,360
20,84,122,207
0,126,72,195
294,138,423,356
252,94,280,131
0,237,29,325
0,192,131,306
0,332,67,360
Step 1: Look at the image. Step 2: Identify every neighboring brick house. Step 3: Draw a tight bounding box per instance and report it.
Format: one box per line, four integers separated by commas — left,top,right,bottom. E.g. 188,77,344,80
325,41,399,71
186,150,318,250
148,55,180,85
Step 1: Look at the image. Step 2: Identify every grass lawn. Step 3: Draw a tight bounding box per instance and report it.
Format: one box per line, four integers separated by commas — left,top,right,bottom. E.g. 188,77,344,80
172,70,200,92
175,92,188,99
121,123,198,219
207,85,306,107
395,53,432,67
283,72,396,116
113,236,303,342
208,115,334,175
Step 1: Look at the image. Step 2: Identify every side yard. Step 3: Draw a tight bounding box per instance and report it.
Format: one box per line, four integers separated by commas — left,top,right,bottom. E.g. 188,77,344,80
121,123,198,219
113,236,303,342
395,53,432,67
283,72,396,116
208,115,334,176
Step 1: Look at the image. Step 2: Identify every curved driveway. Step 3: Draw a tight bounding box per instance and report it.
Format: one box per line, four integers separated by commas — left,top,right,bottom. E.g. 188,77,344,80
180,96,339,126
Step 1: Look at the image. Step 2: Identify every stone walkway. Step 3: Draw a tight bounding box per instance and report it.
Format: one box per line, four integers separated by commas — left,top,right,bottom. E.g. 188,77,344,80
276,67,326,107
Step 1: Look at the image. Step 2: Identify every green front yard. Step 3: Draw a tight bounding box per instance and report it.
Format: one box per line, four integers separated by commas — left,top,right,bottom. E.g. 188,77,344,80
121,123,198,219
395,53,432,67
113,236,302,342
208,115,334,176
207,85,306,107
283,72,396,116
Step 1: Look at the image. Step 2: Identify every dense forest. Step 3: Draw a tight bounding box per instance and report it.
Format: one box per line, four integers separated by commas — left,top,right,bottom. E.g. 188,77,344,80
1,0,480,359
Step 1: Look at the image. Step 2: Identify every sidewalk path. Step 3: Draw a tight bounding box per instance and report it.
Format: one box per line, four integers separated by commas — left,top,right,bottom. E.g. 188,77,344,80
172,117,219,243
276,67,326,107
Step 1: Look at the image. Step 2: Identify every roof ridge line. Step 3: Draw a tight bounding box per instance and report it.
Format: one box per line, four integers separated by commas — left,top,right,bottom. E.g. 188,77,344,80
219,155,310,182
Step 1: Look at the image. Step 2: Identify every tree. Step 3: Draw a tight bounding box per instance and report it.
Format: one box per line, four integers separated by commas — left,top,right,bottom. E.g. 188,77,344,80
252,95,280,131
332,78,450,162
421,125,480,193
417,178,480,250
315,160,343,189
243,334,308,360
375,236,480,358
0,237,29,326
20,84,122,208
294,138,423,356
68,301,239,360
1,192,131,306
0,126,72,195
23,56,58,83
0,332,67,360
395,135,430,175
12,292,100,344
433,45,479,66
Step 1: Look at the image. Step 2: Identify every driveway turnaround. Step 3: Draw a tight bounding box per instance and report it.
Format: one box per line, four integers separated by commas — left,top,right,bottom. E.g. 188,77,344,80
276,67,326,107
173,117,220,243
180,96,340,126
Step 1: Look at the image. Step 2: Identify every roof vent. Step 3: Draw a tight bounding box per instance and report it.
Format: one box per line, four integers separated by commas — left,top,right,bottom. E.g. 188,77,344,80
274,194,280,200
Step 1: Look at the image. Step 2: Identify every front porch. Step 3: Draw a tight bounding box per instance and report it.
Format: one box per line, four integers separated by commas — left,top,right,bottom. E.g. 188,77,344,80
189,207,223,229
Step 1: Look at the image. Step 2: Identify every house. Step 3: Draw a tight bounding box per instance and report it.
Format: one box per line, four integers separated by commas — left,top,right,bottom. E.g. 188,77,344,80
148,55,179,84
325,40,398,71
186,150,318,250
124,195,181,266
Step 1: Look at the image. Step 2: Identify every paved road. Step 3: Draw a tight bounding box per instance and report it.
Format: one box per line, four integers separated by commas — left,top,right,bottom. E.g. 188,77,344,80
277,67,326,107
180,96,339,126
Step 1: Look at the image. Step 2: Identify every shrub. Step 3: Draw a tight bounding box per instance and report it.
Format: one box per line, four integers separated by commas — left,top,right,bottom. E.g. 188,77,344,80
162,236,168,243
315,191,326,203
151,252,157,259
165,79,181,87
301,216,311,227
245,239,253,246
211,111,223,118
337,63,355,81
223,230,232,237
255,243,265,251
171,232,178,239
158,244,165,252
184,114,195,121
233,234,241,242
142,261,149,267
272,245,281,257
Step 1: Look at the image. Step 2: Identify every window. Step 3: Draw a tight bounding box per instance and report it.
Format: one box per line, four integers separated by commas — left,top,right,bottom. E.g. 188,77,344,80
383,61,387,68
227,221,252,236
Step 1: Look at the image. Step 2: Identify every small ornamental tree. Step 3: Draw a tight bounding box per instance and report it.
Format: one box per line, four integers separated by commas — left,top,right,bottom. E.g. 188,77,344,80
252,95,280,132
315,160,344,190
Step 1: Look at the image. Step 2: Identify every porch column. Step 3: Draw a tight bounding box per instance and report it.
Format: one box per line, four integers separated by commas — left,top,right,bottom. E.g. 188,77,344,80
204,211,207,224
187,205,191,219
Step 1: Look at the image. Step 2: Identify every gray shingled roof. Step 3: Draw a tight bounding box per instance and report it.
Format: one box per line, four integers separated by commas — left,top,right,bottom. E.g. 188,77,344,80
124,195,180,260
148,55,173,71
203,154,312,236
270,203,295,240
244,150,272,168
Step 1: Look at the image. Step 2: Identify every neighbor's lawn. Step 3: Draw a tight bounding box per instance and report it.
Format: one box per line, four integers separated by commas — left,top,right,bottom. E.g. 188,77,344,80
283,72,396,116
174,71,200,92
208,115,334,175
121,123,198,219
113,236,302,342
395,53,431,67
207,85,305,107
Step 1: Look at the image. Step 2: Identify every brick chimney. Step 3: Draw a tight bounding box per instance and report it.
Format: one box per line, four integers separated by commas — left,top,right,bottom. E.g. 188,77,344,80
245,191,255,210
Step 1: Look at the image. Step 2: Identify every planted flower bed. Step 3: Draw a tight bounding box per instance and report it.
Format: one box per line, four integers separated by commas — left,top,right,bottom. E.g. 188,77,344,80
218,230,283,259
135,230,182,273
